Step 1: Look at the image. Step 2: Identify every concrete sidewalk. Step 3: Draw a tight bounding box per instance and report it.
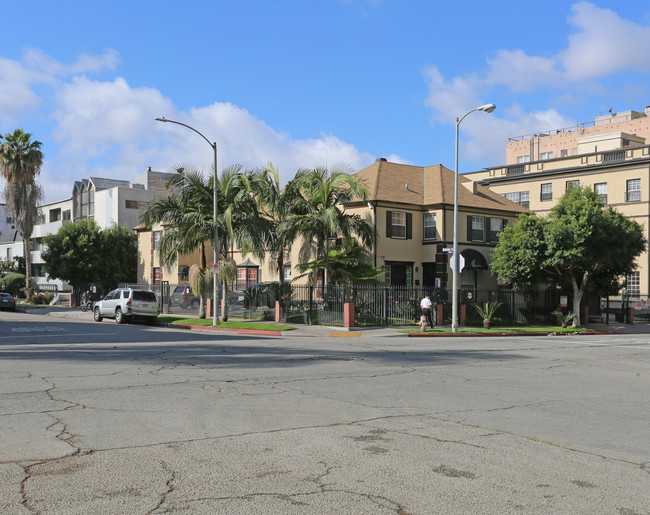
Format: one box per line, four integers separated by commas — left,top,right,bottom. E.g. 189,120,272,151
21,305,650,336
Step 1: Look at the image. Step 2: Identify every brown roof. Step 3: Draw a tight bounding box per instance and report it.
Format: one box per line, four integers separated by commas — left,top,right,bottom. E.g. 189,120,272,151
354,160,528,213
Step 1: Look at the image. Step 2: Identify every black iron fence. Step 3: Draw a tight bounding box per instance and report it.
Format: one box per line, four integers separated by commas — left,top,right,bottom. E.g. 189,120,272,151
282,285,565,327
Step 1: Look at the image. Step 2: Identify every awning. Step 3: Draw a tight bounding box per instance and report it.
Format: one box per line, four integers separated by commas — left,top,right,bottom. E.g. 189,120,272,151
460,249,488,270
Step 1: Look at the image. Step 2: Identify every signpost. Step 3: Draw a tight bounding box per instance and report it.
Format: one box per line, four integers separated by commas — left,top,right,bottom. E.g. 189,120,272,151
449,253,465,272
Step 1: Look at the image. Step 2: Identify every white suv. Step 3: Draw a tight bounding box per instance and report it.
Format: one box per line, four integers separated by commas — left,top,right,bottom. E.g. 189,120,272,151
93,288,160,324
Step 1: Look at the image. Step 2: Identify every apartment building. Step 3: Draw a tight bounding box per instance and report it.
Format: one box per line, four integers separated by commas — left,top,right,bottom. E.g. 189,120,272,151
137,160,527,291
0,168,175,291
467,108,650,295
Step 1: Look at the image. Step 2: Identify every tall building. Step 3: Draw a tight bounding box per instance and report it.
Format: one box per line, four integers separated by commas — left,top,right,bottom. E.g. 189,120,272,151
467,106,650,296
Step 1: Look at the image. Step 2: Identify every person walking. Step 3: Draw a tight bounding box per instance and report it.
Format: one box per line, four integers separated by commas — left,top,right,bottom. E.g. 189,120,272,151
420,294,435,329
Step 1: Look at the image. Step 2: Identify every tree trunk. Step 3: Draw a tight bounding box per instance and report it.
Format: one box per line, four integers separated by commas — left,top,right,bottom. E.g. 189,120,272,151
222,280,229,321
571,279,583,326
24,236,32,299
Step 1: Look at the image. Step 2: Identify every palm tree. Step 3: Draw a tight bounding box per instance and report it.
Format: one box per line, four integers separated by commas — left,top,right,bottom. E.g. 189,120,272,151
251,163,301,287
215,164,267,319
0,129,44,299
140,165,215,317
286,165,375,286
140,164,267,318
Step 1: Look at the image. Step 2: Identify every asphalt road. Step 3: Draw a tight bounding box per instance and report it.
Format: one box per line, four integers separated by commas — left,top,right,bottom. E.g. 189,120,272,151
0,310,648,514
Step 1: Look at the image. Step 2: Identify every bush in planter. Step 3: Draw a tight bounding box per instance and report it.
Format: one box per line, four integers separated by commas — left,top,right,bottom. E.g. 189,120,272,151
472,301,503,329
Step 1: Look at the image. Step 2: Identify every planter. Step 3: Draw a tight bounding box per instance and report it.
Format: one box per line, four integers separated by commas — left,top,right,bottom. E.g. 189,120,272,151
483,319,491,329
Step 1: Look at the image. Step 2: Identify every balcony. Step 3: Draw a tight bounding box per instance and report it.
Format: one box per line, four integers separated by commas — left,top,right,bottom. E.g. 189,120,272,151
603,150,625,163
507,165,525,176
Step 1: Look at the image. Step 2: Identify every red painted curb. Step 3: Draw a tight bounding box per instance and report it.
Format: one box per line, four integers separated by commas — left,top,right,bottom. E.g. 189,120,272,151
171,323,282,336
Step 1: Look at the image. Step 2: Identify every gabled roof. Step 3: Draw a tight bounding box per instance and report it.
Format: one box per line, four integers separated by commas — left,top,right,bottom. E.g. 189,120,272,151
354,160,528,213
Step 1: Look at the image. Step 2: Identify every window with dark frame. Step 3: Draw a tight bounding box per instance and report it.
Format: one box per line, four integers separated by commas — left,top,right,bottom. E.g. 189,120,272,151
385,210,412,239
423,213,436,240
594,183,607,204
540,183,552,201
626,178,641,202
566,180,579,190
467,216,485,242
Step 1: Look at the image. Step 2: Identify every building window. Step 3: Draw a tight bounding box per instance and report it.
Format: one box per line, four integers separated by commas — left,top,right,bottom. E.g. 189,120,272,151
126,200,147,209
385,210,412,239
423,213,436,240
561,149,568,157
7,248,12,260
516,155,530,164
626,179,641,202
391,212,406,239
153,231,162,250
49,209,61,223
594,183,607,204
89,188,95,217
540,183,552,202
178,265,189,281
237,267,259,289
36,214,45,225
467,216,485,242
153,267,162,285
63,210,71,221
566,180,579,190
626,272,640,297
489,218,506,243
503,191,529,209
539,152,554,160
6,216,13,224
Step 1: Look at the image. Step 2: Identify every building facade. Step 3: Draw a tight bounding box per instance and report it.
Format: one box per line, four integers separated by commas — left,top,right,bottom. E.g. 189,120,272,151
136,160,527,292
467,109,650,296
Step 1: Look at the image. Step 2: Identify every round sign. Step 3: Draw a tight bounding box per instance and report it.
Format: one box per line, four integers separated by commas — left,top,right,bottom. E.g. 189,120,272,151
467,292,473,300
635,301,642,309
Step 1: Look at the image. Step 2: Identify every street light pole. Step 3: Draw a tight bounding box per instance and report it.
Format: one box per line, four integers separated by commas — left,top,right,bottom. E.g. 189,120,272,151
155,117,220,326
451,103,496,333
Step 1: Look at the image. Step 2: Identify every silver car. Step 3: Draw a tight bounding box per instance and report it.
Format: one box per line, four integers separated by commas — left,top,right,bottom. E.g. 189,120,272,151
93,288,160,324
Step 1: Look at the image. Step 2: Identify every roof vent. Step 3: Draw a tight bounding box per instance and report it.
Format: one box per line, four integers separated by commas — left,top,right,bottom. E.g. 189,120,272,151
376,157,387,162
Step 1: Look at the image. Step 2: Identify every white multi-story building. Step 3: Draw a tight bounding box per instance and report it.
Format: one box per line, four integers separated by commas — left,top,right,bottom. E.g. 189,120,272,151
0,167,174,291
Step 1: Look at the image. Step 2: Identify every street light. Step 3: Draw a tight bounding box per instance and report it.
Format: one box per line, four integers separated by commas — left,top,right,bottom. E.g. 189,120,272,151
155,117,220,326
452,103,496,333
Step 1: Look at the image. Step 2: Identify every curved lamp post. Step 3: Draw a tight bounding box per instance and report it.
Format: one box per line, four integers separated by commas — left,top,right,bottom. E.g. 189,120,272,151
452,103,496,333
155,117,220,326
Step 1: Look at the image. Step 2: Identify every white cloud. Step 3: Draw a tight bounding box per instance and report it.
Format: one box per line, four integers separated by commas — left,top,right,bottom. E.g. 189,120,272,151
562,1,650,81
0,58,45,120
17,64,385,203
423,2,650,166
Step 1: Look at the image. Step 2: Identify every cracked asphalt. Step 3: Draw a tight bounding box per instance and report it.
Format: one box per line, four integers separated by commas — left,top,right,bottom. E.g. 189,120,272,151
1,310,649,514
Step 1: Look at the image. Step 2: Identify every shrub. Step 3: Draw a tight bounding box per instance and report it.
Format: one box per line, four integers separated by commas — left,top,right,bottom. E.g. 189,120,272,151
262,310,274,321
0,273,26,296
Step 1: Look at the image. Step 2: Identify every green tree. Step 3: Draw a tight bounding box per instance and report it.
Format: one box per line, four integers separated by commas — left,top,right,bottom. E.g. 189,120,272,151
41,220,103,302
0,129,44,298
295,241,384,285
251,163,301,287
140,164,266,319
491,186,646,325
100,224,138,291
286,165,375,285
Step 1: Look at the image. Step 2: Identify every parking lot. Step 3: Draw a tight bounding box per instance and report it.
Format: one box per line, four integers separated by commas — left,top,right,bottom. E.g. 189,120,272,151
1,310,649,514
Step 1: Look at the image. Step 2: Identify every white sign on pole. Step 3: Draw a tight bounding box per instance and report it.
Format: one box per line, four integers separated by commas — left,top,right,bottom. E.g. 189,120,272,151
449,254,465,272
442,247,454,254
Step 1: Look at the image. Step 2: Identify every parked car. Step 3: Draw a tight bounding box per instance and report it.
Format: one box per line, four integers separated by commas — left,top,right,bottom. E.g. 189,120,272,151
0,292,16,311
93,288,160,324
171,285,199,309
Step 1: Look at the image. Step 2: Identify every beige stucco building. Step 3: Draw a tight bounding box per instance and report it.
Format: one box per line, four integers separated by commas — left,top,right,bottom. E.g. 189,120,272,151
467,108,650,296
136,160,527,291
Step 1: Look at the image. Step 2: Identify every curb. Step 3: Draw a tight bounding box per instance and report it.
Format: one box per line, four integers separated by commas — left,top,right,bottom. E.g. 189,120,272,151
169,323,282,336
408,330,618,337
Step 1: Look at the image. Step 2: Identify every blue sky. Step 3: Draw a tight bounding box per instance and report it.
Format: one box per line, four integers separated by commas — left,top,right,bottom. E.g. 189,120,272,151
2,1,650,203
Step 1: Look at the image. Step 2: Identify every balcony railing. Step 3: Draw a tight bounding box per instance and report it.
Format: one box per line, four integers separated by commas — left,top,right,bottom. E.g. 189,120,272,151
507,165,525,176
603,150,625,163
